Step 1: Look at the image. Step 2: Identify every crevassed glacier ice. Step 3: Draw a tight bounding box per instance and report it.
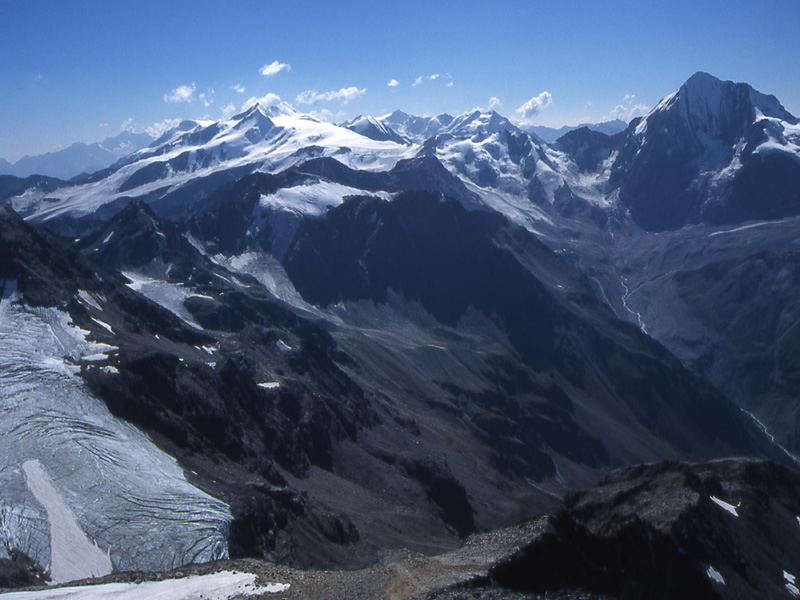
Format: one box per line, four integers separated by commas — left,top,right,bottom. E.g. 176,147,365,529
0,285,230,581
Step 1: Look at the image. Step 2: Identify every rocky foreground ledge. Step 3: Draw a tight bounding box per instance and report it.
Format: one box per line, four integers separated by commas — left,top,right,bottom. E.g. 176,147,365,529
3,457,800,600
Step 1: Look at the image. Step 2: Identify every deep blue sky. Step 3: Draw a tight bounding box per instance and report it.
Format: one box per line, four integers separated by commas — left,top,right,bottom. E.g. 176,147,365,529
1,0,799,161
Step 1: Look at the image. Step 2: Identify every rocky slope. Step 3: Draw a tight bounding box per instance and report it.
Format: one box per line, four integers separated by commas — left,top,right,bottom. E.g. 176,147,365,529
6,459,799,600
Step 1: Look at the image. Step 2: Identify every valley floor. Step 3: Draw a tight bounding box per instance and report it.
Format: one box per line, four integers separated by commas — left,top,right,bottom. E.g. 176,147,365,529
0,519,547,600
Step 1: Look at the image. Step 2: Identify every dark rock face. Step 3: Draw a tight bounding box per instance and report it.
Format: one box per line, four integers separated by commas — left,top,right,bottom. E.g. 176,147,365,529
282,191,780,473
0,551,49,589
711,151,800,225
491,459,800,600
0,174,65,206
553,127,618,173
185,156,480,260
675,250,800,450
0,202,380,568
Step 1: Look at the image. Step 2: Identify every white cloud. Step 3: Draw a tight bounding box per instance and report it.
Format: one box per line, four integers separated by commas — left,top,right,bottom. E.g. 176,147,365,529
309,108,345,123
387,79,399,88
99,123,108,128
145,118,182,138
488,96,502,109
609,93,650,121
259,60,291,77
220,102,237,120
232,84,245,94
163,82,196,104
445,73,454,87
119,117,135,132
33,73,45,85
241,93,281,111
610,103,650,121
199,88,215,107
295,86,366,106
412,73,440,87
515,92,553,122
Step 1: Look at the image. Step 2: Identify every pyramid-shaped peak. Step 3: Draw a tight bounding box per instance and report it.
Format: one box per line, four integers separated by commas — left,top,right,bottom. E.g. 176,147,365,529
683,71,723,89
672,71,796,124
383,109,411,121
233,103,269,121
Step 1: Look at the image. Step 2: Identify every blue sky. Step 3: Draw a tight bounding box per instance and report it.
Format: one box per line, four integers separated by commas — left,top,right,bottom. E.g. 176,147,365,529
1,0,799,161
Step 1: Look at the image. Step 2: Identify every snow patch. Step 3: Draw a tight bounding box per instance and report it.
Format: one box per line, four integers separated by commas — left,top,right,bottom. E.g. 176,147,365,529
123,271,205,329
709,221,774,237
276,339,292,351
786,571,800,597
77,291,102,311
90,318,114,335
22,460,112,584
259,180,389,217
704,564,725,585
257,382,280,389
0,570,289,599
710,496,739,517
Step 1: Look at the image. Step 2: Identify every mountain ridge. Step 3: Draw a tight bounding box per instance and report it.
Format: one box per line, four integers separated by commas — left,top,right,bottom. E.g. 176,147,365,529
0,131,154,180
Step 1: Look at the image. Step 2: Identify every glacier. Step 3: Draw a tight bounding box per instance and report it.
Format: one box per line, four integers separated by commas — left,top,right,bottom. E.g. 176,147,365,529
0,283,230,581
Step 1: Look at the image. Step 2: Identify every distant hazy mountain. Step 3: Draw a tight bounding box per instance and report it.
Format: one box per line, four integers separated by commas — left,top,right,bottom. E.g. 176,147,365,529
0,131,154,180
527,119,628,142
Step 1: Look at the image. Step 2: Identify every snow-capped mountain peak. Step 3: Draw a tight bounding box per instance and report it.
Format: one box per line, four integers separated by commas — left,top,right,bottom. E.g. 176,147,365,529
443,109,520,138
343,115,409,144
610,72,800,230
637,72,797,142
378,111,454,142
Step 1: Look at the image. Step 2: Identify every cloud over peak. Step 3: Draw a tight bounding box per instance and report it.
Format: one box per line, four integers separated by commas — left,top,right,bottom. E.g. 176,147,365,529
241,93,281,111
295,86,366,106
515,91,553,122
609,93,650,121
145,117,182,138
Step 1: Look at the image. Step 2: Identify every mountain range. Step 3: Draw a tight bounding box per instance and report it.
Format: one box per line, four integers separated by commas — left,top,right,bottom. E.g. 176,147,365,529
526,118,628,142
0,131,154,180
2,71,800,594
